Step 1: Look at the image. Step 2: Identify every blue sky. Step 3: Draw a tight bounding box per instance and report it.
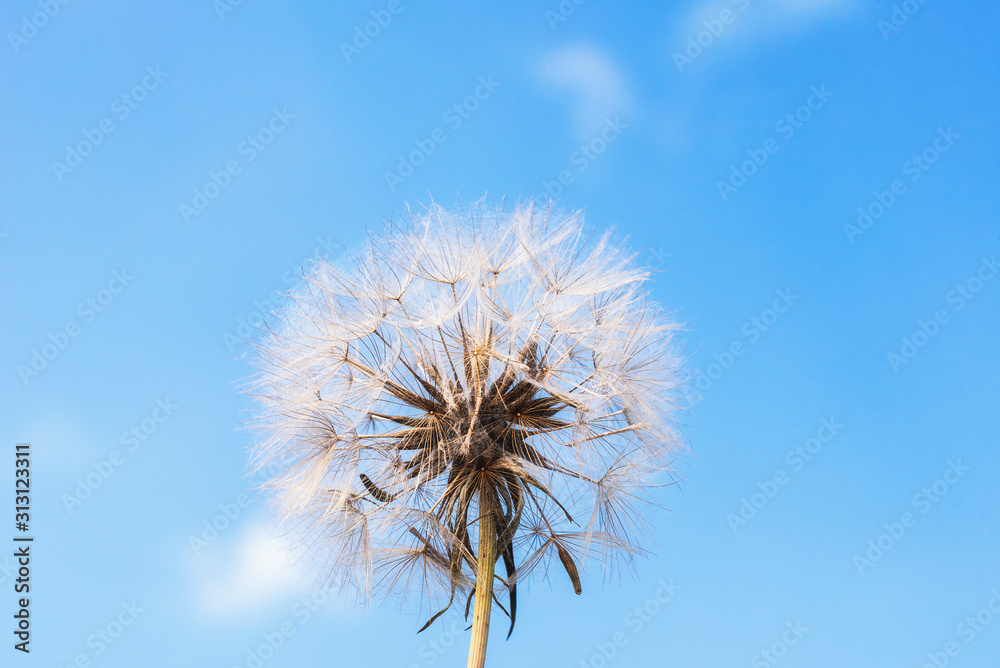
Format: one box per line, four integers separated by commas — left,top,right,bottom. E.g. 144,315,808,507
2,1,998,666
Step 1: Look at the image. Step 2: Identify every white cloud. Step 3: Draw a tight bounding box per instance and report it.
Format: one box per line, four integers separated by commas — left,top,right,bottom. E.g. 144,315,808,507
672,0,857,56
760,0,857,32
536,44,633,142
188,519,312,620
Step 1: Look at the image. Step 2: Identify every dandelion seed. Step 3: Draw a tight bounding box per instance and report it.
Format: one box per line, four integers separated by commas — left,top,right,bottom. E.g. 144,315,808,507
247,199,687,667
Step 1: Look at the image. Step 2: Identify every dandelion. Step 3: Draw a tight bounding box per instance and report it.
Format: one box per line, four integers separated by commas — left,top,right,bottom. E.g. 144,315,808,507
247,199,686,667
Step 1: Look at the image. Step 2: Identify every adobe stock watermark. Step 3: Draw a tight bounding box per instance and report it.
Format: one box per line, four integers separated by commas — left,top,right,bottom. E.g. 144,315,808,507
188,492,255,557
693,288,799,392
51,66,169,182
384,75,501,192
0,556,15,586
878,0,931,40
750,621,808,668
341,0,406,62
179,107,295,222
717,84,832,201
887,254,997,372
61,398,179,513
7,0,73,54
644,245,672,270
843,127,959,243
673,0,751,72
214,0,249,21
545,0,586,31
541,116,628,199
18,269,134,386
576,578,682,667
224,234,346,353
56,601,144,668
233,586,338,668
919,588,1000,668
726,418,843,533
853,459,970,575
404,619,465,667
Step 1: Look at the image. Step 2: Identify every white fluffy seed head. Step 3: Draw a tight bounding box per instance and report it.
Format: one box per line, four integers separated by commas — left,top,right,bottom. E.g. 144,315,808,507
247,199,687,617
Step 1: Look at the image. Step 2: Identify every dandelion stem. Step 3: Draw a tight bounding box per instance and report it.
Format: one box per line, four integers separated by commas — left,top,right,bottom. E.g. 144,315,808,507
467,492,496,668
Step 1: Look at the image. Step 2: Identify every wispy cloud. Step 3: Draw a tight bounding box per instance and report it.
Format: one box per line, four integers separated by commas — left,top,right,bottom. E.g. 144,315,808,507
188,520,311,620
758,0,857,33
672,0,857,57
536,44,633,142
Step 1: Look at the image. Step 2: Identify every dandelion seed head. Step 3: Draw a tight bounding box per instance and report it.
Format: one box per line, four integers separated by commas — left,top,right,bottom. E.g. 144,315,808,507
248,199,687,624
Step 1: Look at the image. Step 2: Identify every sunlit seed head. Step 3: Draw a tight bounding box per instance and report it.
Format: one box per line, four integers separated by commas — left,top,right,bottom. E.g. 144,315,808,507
247,198,687,629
